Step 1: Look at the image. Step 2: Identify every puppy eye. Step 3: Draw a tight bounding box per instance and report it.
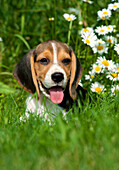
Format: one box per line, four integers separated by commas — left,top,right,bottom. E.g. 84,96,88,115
38,58,50,65
62,58,71,65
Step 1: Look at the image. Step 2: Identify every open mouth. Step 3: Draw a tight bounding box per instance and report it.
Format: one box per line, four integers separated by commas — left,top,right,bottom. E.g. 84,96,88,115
40,82,64,104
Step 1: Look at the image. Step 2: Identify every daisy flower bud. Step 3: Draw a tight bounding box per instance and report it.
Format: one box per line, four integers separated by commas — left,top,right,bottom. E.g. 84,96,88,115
49,17,54,21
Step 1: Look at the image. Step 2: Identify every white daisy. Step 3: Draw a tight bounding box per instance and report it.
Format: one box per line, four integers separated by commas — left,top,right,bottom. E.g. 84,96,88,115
105,60,116,72
85,75,91,81
114,44,119,55
92,63,102,74
108,3,119,10
97,8,111,20
111,85,119,95
80,27,94,35
105,35,117,45
96,56,116,72
63,13,76,21
96,56,109,67
106,72,119,81
85,70,95,81
92,39,108,55
95,25,108,35
106,25,114,33
81,31,97,47
91,82,105,94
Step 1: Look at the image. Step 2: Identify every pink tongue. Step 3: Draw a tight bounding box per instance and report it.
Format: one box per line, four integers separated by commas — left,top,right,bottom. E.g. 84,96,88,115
49,87,64,104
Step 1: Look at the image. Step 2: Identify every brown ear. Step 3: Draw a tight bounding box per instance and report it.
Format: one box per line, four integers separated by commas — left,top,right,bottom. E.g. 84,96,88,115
30,54,40,98
13,49,40,98
69,50,83,99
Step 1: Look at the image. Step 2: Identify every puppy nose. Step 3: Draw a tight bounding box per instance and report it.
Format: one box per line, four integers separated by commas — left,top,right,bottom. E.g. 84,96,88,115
51,72,64,83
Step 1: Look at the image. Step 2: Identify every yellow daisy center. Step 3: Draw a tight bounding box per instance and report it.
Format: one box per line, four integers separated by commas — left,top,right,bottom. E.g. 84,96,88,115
67,17,72,21
101,16,106,19
97,45,103,51
95,66,101,72
102,60,109,66
90,75,94,79
107,27,111,30
112,73,117,78
83,28,89,32
113,5,117,8
100,29,105,32
95,87,102,93
86,39,90,44
117,68,119,71
103,11,108,15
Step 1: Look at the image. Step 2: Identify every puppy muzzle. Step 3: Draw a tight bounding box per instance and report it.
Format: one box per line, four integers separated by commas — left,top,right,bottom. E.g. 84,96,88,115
39,64,67,104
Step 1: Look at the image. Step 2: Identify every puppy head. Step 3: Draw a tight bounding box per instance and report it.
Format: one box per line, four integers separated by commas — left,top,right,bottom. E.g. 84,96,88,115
13,40,82,104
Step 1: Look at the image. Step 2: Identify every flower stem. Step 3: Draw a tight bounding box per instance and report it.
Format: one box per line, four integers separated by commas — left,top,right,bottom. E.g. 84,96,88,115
68,20,73,45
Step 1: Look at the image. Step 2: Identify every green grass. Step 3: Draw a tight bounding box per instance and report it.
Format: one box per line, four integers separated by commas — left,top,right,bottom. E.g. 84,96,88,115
0,0,119,169
0,92,119,170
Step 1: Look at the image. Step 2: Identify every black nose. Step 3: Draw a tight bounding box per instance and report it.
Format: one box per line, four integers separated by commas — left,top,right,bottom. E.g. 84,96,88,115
51,72,64,83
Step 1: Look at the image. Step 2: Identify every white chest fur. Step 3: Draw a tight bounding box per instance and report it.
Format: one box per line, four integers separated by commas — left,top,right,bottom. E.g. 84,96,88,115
20,94,66,123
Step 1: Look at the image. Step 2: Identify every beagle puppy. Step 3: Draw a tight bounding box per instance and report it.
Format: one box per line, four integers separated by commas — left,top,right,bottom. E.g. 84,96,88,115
13,40,86,120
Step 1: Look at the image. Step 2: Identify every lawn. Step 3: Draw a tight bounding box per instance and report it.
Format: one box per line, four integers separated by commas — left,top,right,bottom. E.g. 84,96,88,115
0,92,119,170
0,0,119,169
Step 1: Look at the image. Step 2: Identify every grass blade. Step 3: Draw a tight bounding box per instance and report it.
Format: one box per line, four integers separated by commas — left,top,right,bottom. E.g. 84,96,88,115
14,34,30,50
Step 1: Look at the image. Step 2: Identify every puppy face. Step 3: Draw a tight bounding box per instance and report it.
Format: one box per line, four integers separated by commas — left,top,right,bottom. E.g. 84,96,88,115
34,41,72,103
13,40,82,104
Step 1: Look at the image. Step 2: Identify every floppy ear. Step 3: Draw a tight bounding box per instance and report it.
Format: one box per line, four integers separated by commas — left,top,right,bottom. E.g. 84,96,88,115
13,49,40,98
69,49,83,99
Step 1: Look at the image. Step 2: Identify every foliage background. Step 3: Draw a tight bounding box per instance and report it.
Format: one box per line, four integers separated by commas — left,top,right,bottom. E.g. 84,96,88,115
0,0,112,84
0,0,119,170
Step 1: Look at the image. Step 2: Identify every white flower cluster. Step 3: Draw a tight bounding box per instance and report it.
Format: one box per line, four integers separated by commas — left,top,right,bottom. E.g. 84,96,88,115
62,2,119,95
85,56,119,94
79,1,119,56
97,2,119,21
79,2,119,95
80,25,118,55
